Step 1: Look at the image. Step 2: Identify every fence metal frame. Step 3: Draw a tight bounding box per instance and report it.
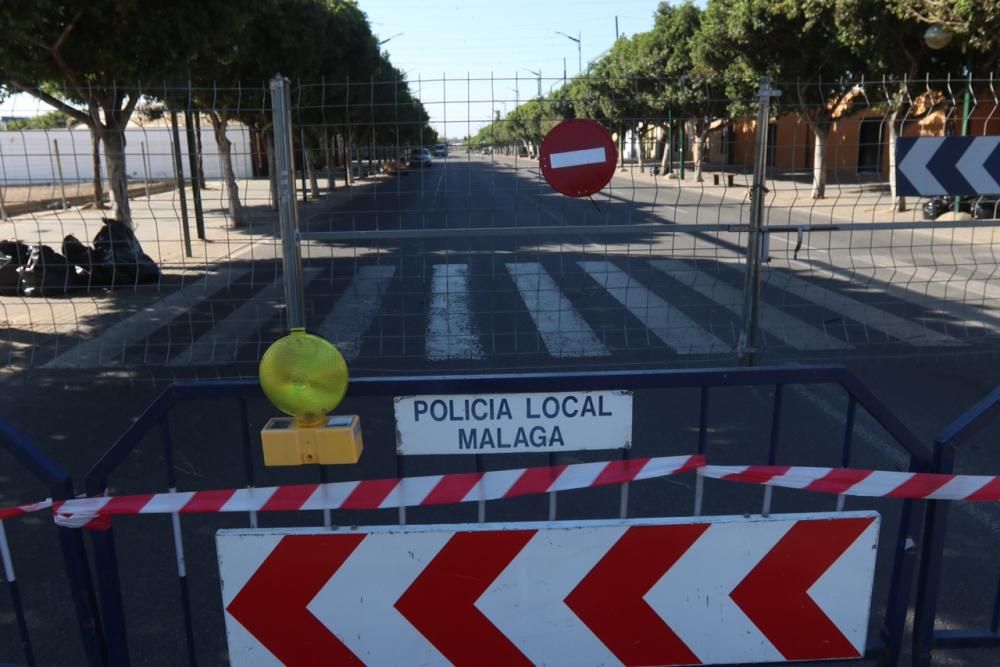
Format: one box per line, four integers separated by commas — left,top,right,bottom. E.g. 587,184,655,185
80,363,927,666
0,417,106,666
913,384,1000,666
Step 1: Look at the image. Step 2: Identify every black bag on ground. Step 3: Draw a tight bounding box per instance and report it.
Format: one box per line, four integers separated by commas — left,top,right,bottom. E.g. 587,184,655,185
62,234,114,286
0,240,32,292
92,218,160,285
17,245,80,296
0,240,33,267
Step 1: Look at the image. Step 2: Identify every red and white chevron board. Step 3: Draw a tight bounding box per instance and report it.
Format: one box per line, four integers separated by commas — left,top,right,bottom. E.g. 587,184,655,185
50,455,702,527
218,513,879,666
700,464,1000,501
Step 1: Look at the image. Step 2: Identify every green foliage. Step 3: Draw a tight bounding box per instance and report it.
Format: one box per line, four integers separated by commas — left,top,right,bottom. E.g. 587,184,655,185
889,0,1000,68
2,110,76,130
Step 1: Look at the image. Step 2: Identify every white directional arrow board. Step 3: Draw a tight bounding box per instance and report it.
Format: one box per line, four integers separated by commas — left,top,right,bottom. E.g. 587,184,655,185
219,512,879,666
897,137,1000,196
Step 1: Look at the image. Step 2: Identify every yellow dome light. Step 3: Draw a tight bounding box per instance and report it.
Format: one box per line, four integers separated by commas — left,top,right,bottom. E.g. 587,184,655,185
259,328,348,426
259,328,362,466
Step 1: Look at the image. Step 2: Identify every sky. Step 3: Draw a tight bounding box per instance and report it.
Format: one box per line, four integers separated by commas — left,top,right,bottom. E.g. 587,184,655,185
359,0,662,137
2,0,665,137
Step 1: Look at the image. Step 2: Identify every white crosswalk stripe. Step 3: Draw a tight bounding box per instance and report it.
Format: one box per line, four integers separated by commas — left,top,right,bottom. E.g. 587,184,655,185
649,259,850,351
762,268,964,347
43,267,251,369
506,262,609,358
793,258,1000,334
578,260,732,354
39,256,979,370
167,267,323,366
426,263,484,361
316,265,396,361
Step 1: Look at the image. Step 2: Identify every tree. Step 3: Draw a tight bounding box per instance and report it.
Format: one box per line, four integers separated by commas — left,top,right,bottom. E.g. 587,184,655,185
890,0,1000,70
650,2,730,182
694,0,874,199
0,1,246,224
1,109,76,131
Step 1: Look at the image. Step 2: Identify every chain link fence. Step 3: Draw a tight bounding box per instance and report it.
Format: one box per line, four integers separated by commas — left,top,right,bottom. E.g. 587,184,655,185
0,74,998,381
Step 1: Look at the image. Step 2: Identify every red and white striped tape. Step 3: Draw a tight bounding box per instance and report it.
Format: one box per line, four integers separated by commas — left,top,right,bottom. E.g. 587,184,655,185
6,456,1000,529
51,454,704,527
700,465,1000,501
0,499,53,522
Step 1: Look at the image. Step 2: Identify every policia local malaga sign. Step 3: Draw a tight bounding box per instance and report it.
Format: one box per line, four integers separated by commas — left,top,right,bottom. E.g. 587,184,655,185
394,390,632,455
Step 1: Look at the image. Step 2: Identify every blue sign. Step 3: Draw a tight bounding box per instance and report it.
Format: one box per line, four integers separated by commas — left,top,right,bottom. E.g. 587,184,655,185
897,137,1000,196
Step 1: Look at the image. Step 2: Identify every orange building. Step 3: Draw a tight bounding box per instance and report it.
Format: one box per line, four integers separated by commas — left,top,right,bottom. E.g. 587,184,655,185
717,100,1000,176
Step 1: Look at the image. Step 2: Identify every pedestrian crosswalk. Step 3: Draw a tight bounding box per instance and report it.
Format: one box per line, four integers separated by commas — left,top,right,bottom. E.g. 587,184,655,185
37,255,992,370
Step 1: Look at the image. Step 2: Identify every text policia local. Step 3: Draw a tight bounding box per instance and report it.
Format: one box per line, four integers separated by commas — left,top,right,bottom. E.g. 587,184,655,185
411,395,614,450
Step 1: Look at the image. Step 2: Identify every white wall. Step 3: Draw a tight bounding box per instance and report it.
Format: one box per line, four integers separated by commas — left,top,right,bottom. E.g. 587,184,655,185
0,124,253,184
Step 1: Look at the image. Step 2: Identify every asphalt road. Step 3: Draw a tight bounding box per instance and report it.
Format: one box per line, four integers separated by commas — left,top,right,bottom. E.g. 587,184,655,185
1,154,999,666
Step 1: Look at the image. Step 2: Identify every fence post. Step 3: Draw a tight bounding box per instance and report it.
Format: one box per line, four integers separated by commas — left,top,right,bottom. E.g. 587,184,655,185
270,75,306,330
738,76,778,366
169,108,194,258
184,101,206,240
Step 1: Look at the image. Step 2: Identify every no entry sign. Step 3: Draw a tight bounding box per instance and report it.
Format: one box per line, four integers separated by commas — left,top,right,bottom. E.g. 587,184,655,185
540,119,618,197
219,512,878,666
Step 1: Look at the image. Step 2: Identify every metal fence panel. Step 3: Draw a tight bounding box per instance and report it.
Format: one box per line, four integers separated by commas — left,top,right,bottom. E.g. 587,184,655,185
0,75,998,383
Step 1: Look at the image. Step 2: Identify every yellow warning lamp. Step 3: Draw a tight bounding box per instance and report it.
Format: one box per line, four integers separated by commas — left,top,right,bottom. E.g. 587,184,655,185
258,328,363,466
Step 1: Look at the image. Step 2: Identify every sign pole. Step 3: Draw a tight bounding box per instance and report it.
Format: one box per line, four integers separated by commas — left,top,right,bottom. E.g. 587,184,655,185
270,75,306,331
739,76,779,365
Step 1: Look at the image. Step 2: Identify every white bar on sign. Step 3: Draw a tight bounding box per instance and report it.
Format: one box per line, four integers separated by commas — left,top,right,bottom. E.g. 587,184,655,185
550,147,606,169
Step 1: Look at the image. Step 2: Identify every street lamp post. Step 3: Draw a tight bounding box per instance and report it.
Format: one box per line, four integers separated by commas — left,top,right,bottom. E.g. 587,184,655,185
923,24,972,213
555,31,582,76
378,33,403,47
522,69,542,98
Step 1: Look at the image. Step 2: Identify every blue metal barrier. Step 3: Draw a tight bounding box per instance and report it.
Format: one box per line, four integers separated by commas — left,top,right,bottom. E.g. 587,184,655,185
0,417,106,666
82,364,928,666
913,384,1000,666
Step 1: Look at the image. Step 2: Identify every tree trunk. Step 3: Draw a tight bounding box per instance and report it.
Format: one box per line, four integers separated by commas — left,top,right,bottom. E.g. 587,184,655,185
811,124,829,200
657,124,669,175
324,128,334,192
619,126,626,170
887,108,906,212
637,126,645,173
267,130,278,210
345,131,354,186
694,128,710,183
101,126,131,224
307,145,320,198
194,112,207,189
90,130,105,209
210,113,245,228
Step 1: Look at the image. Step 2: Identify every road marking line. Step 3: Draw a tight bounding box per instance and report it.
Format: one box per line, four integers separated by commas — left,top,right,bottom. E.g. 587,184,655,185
649,259,850,351
793,258,1000,332
167,267,323,366
426,264,484,361
762,269,964,347
577,260,731,354
43,267,252,369
316,265,396,361
551,147,606,169
506,262,609,358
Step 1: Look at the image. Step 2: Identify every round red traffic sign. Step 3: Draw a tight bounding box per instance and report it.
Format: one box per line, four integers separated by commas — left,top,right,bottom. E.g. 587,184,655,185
539,119,617,197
